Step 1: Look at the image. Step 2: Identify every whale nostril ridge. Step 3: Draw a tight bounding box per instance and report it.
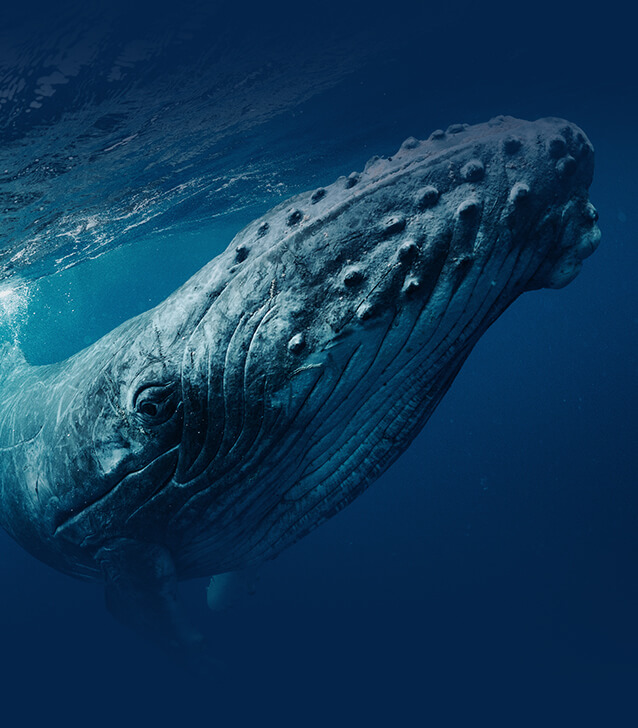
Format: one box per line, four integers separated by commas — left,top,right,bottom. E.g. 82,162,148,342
343,267,365,287
288,334,305,354
400,136,420,151
446,123,468,134
460,159,485,182
509,182,530,204
402,277,421,295
416,185,439,208
358,303,376,321
503,136,522,154
235,244,250,263
556,156,577,177
548,136,567,159
345,173,360,188
287,210,303,226
457,199,480,219
381,215,407,236
397,240,418,263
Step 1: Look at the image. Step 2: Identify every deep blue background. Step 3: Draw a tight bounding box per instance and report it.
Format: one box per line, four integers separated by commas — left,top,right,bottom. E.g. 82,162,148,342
0,1,636,726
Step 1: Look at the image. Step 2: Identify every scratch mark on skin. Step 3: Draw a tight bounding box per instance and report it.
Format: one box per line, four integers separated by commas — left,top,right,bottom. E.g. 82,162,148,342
0,425,44,451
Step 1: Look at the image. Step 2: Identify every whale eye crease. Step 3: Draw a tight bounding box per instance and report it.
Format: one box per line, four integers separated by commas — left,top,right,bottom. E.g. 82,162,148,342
132,383,177,424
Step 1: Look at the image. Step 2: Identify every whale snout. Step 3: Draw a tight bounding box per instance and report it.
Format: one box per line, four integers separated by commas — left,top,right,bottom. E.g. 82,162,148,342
544,117,595,186
522,118,600,290
527,201,601,290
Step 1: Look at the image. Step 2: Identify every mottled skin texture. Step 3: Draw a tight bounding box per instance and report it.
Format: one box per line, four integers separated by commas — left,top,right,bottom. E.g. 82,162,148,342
0,116,600,657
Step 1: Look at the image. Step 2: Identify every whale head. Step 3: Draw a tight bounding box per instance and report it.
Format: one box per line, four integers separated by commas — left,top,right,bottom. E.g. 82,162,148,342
2,116,599,579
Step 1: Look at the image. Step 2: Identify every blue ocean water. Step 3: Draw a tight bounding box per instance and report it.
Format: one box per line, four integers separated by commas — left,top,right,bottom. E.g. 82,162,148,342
0,1,636,726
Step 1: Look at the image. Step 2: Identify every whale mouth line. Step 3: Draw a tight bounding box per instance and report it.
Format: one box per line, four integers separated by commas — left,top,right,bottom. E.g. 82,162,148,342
52,446,180,544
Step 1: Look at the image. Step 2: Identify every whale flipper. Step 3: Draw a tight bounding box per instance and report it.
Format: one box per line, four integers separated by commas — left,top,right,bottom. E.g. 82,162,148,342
207,569,259,612
96,539,205,660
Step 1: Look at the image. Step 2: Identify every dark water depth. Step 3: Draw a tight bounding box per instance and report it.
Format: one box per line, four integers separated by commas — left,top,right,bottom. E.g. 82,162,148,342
0,2,636,726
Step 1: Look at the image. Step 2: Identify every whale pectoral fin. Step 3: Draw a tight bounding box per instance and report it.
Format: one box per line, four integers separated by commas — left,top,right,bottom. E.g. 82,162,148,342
96,538,207,664
207,568,259,612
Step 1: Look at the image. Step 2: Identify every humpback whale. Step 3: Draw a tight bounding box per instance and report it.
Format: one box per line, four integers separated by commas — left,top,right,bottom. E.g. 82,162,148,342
0,116,600,659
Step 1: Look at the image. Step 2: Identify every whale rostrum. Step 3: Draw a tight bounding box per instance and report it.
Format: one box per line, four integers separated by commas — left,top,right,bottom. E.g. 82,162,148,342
0,116,600,657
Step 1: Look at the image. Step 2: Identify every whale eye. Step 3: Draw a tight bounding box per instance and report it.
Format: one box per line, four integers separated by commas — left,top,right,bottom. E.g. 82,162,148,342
133,383,178,425
139,401,158,417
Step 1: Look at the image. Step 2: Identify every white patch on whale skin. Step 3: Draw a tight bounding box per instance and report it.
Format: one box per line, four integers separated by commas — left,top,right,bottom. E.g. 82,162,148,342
96,446,131,475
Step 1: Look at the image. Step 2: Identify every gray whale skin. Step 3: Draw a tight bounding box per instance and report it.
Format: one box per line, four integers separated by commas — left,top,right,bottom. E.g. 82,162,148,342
0,116,600,658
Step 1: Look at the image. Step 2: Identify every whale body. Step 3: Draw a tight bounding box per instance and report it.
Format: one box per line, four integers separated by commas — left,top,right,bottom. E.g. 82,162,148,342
0,116,600,655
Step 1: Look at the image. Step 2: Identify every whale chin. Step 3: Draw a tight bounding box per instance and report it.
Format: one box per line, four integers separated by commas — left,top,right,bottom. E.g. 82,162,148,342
526,198,601,291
